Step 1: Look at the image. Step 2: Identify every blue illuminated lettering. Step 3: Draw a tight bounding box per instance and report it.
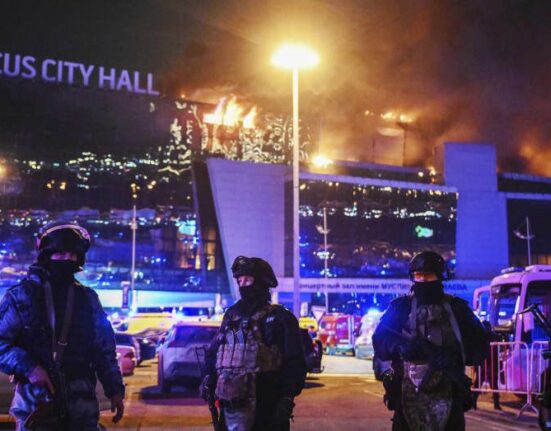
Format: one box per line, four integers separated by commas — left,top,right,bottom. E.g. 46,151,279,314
79,64,94,86
147,73,160,96
0,52,159,96
133,71,146,94
64,61,79,84
3,53,20,77
116,70,133,92
41,59,57,82
21,56,37,79
99,67,117,90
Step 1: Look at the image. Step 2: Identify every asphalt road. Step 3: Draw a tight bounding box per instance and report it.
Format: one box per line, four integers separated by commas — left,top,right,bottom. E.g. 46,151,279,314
95,355,540,431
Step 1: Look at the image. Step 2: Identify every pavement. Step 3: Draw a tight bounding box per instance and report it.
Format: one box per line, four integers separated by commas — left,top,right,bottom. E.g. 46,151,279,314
0,355,542,430
100,355,540,430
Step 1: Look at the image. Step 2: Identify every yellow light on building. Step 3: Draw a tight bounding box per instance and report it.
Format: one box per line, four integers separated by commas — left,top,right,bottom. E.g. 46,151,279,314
312,154,333,168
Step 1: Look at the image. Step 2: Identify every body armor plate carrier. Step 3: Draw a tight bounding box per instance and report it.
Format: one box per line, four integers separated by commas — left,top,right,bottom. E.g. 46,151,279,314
215,305,282,404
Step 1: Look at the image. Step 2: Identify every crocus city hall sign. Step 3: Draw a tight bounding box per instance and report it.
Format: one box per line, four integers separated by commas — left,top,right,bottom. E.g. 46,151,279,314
0,52,160,95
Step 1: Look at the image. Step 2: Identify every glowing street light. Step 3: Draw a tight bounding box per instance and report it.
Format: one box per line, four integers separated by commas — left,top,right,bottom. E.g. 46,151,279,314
271,43,320,70
272,43,319,317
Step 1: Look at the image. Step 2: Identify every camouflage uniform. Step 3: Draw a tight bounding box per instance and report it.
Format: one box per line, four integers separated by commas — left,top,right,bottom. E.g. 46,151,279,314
373,293,488,431
401,301,460,431
205,299,306,431
0,266,124,431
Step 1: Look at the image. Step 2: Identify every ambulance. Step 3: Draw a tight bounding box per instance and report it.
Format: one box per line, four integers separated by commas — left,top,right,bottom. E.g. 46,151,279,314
318,314,362,355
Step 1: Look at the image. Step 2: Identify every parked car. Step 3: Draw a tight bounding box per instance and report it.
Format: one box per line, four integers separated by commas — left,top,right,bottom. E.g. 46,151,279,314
157,321,220,393
132,328,167,361
354,310,383,359
115,332,142,364
318,314,362,355
116,345,137,376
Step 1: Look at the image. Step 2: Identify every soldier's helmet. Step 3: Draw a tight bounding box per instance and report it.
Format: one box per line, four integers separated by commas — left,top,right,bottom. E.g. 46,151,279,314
36,221,91,268
231,256,278,288
408,251,448,281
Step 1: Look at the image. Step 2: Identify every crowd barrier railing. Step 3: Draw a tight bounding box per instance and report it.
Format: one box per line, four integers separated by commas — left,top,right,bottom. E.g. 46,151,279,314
468,341,549,418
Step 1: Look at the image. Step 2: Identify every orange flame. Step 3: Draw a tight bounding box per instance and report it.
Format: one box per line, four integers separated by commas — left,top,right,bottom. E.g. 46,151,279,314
222,97,243,127
203,97,256,129
203,97,226,125
243,107,257,129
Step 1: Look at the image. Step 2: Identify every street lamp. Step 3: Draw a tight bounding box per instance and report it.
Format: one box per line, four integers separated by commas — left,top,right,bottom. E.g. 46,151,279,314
272,43,319,317
130,183,139,311
312,154,333,312
316,207,330,312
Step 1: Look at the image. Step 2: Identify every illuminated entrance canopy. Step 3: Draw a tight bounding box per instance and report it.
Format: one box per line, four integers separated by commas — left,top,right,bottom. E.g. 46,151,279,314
0,52,160,95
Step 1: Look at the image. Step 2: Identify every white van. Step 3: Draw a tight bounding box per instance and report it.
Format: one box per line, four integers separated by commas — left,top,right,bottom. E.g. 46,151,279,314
488,265,551,342
482,265,551,393
472,284,491,321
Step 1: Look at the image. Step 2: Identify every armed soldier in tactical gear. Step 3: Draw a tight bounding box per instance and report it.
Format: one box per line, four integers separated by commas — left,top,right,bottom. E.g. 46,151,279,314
200,256,307,431
0,221,125,430
373,251,488,431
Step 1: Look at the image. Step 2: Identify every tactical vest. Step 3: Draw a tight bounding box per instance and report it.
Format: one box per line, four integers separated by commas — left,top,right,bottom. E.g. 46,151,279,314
402,296,466,430
215,304,282,403
403,295,464,390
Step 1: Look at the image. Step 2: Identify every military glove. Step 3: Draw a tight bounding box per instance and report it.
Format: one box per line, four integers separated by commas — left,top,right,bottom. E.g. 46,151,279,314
199,374,215,402
110,394,125,423
274,396,295,424
26,365,55,395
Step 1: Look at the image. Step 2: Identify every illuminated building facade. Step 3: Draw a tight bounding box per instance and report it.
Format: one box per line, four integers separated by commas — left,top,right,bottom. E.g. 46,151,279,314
1,77,551,312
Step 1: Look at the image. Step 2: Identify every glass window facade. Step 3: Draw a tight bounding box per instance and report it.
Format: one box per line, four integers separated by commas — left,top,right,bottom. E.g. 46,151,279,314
507,199,551,267
295,179,457,278
0,78,314,294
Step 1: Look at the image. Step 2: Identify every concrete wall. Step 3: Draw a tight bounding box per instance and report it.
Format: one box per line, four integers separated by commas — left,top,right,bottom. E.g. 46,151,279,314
436,142,509,278
207,158,287,298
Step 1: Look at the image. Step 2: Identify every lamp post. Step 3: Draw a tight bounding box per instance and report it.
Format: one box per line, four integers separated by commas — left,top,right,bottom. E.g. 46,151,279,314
514,216,535,266
312,156,333,313
317,207,330,312
272,43,319,317
130,183,139,311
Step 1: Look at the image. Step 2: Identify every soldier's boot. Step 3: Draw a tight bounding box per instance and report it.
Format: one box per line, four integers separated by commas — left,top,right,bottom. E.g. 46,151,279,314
492,393,501,410
471,392,479,410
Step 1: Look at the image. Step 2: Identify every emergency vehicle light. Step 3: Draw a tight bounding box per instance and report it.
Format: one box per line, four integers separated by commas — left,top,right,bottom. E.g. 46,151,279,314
500,266,525,275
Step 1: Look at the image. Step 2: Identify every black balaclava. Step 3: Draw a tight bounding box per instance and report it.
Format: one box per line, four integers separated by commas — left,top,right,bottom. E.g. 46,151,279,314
411,280,444,304
231,256,276,315
239,282,271,304
47,259,79,287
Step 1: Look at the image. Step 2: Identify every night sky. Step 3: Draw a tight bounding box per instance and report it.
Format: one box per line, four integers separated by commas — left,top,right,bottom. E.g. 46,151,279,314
0,1,550,173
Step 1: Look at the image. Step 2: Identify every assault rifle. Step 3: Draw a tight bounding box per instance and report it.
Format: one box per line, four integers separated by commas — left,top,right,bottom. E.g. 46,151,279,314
195,347,224,431
23,367,70,430
379,324,467,393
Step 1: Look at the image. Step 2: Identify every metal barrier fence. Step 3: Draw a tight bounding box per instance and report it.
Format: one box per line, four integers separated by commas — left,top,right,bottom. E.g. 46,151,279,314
469,341,550,418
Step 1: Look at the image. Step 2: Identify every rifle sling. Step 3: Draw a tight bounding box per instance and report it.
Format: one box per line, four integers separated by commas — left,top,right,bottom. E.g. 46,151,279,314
43,281,75,369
